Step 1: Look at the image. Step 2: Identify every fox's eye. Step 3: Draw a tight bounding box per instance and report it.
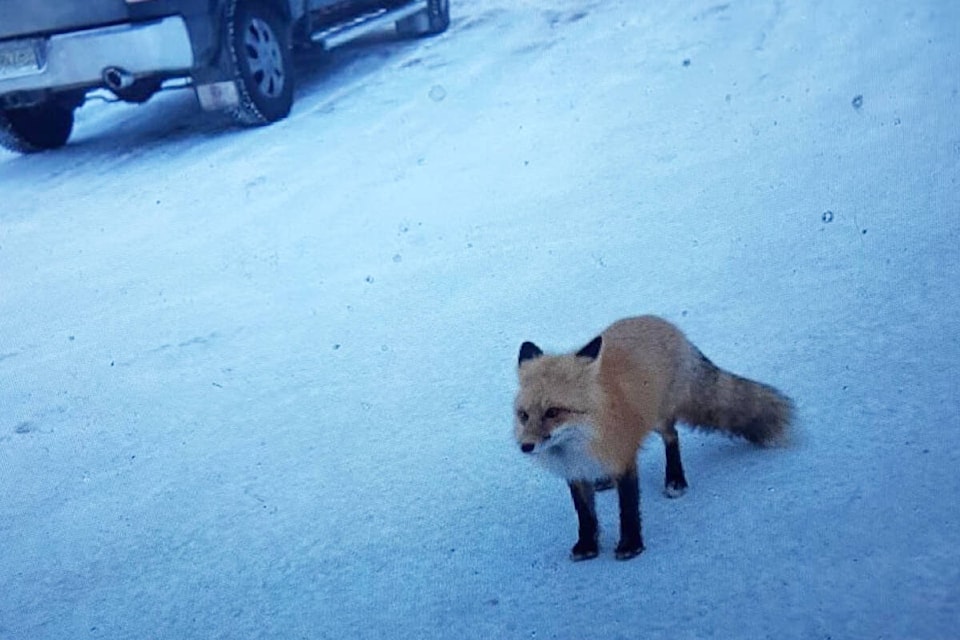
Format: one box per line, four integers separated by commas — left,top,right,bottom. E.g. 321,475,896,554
517,410,529,424
544,407,562,420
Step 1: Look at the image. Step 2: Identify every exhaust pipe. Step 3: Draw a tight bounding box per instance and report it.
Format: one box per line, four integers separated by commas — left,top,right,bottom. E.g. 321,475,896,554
102,67,135,92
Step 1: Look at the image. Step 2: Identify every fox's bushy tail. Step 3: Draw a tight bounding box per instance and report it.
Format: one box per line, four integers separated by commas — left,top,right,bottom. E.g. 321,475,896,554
676,351,793,445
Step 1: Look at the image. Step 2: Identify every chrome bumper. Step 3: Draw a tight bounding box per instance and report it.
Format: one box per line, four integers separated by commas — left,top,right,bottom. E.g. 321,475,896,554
0,16,194,94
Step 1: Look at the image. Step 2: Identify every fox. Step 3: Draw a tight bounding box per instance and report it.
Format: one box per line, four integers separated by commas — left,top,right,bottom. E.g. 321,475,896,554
513,315,793,561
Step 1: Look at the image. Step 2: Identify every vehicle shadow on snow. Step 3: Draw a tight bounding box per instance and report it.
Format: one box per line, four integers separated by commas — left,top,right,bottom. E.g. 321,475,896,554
288,25,452,114
58,25,450,160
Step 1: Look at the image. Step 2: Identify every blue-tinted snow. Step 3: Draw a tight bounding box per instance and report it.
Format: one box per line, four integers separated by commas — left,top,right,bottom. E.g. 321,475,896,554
1,1,959,638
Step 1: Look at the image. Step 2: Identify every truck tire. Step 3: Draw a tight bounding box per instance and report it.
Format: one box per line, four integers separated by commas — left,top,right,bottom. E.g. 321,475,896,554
224,0,294,125
0,103,74,153
396,0,450,37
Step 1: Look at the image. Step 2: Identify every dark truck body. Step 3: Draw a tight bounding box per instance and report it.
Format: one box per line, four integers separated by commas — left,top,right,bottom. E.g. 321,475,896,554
0,0,449,152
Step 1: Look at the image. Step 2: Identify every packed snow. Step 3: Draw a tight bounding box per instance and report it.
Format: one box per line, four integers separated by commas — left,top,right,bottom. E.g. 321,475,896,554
2,0,959,638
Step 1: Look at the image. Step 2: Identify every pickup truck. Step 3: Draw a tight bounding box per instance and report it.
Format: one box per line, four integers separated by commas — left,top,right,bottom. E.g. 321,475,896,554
0,0,449,153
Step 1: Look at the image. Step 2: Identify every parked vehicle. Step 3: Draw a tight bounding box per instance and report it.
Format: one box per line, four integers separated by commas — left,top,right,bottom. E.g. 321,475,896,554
0,0,450,153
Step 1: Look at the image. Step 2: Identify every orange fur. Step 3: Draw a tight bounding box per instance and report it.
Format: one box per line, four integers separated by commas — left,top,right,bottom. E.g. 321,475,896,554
513,315,793,559
514,315,793,477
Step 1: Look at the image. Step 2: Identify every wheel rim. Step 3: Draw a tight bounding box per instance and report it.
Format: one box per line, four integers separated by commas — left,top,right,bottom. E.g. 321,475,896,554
243,17,285,98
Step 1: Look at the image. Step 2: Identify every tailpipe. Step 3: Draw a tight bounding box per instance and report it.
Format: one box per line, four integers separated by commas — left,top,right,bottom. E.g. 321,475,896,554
102,66,135,92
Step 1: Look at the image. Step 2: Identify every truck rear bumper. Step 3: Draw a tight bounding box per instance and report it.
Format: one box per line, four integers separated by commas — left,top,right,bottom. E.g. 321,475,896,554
0,16,195,95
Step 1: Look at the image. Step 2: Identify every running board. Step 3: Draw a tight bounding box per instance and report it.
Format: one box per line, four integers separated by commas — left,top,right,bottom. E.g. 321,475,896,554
311,2,428,49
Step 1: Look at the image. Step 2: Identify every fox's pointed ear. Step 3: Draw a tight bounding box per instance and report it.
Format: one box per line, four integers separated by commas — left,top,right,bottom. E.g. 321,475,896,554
576,335,603,361
518,341,544,366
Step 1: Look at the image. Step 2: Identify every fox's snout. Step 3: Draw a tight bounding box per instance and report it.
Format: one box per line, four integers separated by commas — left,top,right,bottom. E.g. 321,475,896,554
519,433,550,454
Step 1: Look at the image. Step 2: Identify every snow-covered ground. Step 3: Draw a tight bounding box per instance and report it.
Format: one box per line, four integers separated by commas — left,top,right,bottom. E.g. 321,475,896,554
2,0,959,638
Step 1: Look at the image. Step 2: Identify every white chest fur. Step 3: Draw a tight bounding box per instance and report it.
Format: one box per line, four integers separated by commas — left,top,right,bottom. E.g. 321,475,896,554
532,424,609,482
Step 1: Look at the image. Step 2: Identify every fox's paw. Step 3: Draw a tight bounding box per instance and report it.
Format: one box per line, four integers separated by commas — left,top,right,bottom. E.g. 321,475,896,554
570,539,599,562
663,478,688,499
614,537,645,561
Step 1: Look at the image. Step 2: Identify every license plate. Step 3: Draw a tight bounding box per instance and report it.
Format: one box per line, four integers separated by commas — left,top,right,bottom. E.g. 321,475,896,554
0,39,45,80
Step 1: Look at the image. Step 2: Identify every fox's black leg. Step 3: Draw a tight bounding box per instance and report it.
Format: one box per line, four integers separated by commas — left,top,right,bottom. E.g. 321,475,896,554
614,467,645,560
660,421,689,498
568,480,599,561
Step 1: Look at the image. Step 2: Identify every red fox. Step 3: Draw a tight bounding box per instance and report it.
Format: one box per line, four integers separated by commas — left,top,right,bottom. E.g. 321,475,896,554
514,315,793,561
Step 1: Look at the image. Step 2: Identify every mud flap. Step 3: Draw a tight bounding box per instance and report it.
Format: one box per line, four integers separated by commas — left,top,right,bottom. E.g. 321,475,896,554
195,81,240,111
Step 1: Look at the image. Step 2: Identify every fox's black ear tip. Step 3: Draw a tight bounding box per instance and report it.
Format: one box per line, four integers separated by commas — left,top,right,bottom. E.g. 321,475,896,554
576,335,603,360
518,341,544,365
